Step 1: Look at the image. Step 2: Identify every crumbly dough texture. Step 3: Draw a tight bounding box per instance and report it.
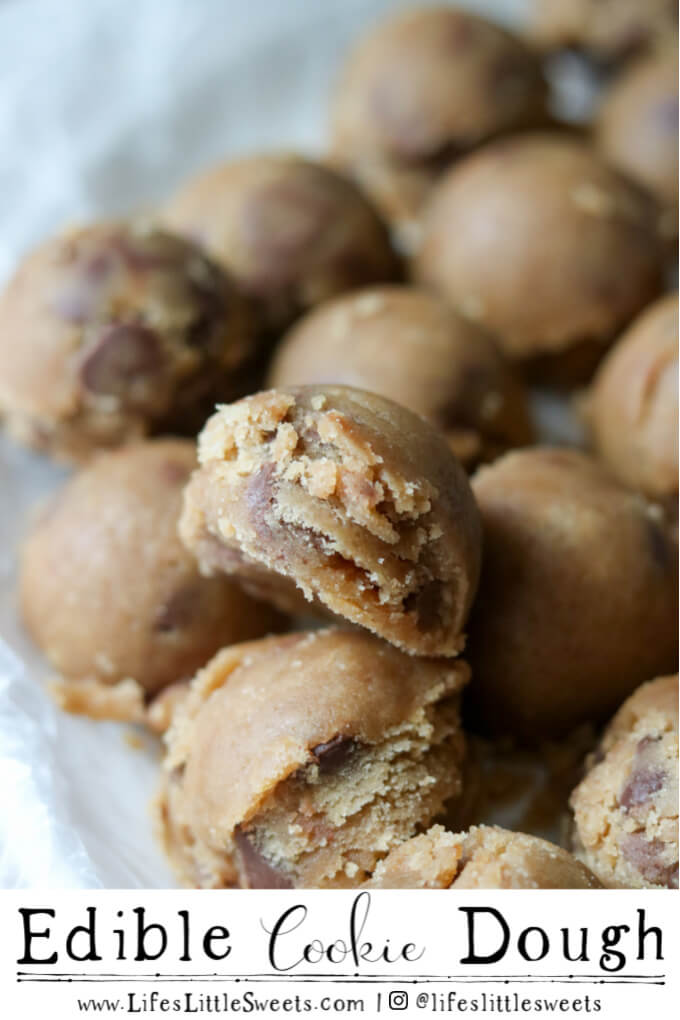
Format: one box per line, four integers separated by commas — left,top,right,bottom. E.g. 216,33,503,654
20,439,283,722
267,286,534,468
570,676,679,889
585,294,678,501
368,824,602,889
527,0,678,62
179,385,482,655
596,48,678,226
160,154,397,332
414,134,664,367
466,448,678,741
0,221,254,462
159,628,469,888
330,6,546,233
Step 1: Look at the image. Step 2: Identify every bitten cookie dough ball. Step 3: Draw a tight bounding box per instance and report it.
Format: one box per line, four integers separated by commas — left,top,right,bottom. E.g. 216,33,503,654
19,439,283,722
160,155,397,332
159,628,469,888
268,286,534,467
179,385,482,656
570,676,679,889
466,448,678,741
596,49,678,227
368,825,602,889
414,134,664,374
0,222,254,462
330,6,546,237
586,295,678,501
527,0,677,63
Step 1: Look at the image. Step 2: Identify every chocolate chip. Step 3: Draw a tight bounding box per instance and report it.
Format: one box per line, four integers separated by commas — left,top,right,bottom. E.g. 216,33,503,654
154,585,199,634
620,736,666,811
240,182,335,292
621,765,666,810
311,734,357,773
80,323,164,399
233,827,294,889
403,580,444,632
247,463,277,540
622,833,679,888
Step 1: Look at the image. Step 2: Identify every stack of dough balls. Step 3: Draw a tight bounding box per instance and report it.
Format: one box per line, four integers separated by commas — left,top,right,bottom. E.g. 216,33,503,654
5,0,678,892
330,5,547,243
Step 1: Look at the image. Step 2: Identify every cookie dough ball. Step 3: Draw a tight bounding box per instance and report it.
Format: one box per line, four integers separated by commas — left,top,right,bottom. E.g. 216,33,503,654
466,448,678,741
0,222,254,462
19,439,284,722
179,385,482,656
586,295,678,501
330,6,546,238
160,155,397,332
527,0,678,63
596,49,678,225
368,824,602,889
160,628,469,888
414,134,664,373
570,676,679,888
268,286,534,467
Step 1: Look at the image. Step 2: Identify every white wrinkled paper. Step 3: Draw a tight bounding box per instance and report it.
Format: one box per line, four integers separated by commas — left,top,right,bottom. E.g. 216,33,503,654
0,0,590,888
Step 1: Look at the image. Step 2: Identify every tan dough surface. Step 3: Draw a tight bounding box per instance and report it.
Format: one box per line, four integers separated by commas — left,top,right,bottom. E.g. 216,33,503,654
160,154,397,332
159,628,469,888
179,385,482,655
0,221,254,462
268,286,534,468
570,676,679,889
19,439,284,722
596,47,678,225
330,6,546,232
466,447,678,740
368,824,602,889
585,294,678,501
414,134,664,368
527,0,678,62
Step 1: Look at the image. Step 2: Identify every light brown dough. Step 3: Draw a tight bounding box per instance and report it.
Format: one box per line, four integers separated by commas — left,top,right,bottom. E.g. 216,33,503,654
368,824,602,889
20,439,284,722
0,222,254,462
179,385,482,656
570,675,679,889
527,0,678,62
596,48,678,229
466,448,678,740
267,286,534,468
585,294,678,501
330,6,546,236
414,134,664,373
159,628,469,888
160,154,397,332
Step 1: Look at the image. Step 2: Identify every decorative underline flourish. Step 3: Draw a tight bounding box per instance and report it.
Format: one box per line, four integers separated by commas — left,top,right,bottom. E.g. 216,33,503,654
16,971,666,985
